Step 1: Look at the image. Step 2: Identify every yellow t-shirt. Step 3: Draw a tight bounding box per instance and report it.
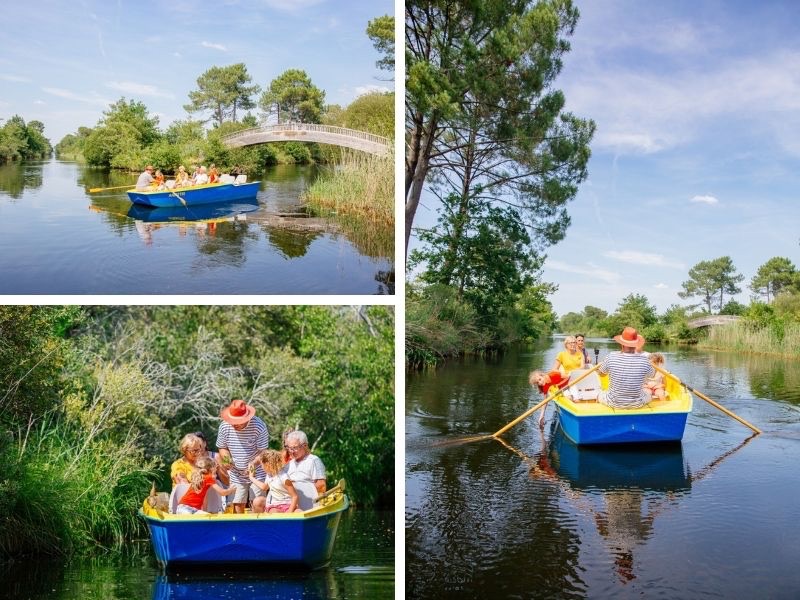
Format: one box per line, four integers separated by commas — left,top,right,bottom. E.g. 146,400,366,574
556,350,584,373
170,458,194,486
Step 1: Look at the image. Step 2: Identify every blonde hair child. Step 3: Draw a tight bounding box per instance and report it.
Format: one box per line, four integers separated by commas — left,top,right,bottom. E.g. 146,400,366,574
643,352,666,400
176,457,236,514
249,449,300,513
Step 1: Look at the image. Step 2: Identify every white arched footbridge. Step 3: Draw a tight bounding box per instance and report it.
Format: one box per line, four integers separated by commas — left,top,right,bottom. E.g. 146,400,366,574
221,123,391,157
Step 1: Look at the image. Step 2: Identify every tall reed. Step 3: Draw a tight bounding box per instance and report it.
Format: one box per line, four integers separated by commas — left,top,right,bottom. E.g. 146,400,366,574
700,321,800,357
0,412,159,557
303,151,394,225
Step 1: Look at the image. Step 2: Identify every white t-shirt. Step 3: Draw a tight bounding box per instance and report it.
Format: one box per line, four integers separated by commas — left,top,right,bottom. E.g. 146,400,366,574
264,469,293,504
288,453,326,485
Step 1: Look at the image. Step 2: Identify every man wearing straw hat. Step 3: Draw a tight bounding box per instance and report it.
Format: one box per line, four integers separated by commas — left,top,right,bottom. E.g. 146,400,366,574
597,327,655,409
216,398,269,513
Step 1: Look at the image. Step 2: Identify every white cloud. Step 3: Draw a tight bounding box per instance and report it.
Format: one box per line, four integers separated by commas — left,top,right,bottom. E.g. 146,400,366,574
354,84,392,97
654,283,668,289
41,87,110,106
34,100,45,105
261,0,324,11
604,250,685,269
1,74,31,83
546,260,622,284
201,41,227,51
691,194,719,205
106,81,174,99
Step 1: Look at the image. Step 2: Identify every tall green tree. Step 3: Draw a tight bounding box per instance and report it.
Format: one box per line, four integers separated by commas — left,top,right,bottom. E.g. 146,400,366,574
750,257,797,302
259,69,325,124
605,293,658,335
185,63,261,126
405,0,593,254
679,256,744,313
367,15,395,75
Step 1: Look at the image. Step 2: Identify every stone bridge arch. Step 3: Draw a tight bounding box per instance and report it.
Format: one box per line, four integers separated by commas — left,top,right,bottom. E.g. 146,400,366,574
221,123,391,157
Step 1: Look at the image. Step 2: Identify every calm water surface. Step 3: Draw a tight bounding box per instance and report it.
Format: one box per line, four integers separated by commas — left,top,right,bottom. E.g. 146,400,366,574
0,160,393,294
2,508,394,599
406,339,800,599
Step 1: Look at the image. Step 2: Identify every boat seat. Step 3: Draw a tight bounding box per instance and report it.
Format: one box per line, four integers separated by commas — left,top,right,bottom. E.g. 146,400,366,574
165,179,176,190
169,483,189,514
219,174,235,184
567,369,602,402
233,174,248,184
203,488,224,513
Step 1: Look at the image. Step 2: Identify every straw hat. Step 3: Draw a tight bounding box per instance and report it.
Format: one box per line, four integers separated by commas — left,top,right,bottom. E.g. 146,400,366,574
220,399,256,425
613,326,645,348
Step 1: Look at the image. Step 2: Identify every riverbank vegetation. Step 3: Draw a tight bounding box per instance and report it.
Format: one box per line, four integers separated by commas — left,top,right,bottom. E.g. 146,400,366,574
557,255,800,358
0,306,394,558
0,116,52,163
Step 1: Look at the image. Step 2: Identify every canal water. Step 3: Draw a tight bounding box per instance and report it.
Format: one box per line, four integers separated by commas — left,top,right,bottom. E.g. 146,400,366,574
406,337,800,599
1,508,394,600
0,160,393,294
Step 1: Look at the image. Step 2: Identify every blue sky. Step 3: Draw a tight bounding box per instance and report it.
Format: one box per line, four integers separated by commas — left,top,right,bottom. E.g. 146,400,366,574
410,0,800,317
0,0,393,144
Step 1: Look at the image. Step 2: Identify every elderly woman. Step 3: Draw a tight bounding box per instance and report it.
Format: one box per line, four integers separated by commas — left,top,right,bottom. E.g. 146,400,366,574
552,335,585,375
170,433,207,486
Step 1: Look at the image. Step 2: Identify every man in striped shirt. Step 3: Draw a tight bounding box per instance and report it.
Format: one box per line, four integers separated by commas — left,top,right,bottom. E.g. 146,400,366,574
597,327,655,409
216,399,269,513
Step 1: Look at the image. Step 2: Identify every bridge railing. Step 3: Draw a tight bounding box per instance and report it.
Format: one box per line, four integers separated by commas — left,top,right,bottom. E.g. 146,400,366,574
221,123,390,147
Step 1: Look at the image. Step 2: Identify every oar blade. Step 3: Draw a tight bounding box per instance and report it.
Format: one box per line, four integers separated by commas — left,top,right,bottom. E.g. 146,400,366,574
430,434,493,448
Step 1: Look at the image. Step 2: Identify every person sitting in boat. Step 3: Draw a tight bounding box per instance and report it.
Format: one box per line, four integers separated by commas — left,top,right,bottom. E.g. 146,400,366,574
643,353,666,400
285,430,327,494
208,164,219,183
249,449,300,513
529,370,569,427
193,430,230,486
174,165,190,188
597,327,655,409
170,432,207,486
575,333,591,365
215,398,270,513
552,335,585,375
176,457,237,514
190,165,202,185
152,169,165,190
194,166,209,185
135,165,155,190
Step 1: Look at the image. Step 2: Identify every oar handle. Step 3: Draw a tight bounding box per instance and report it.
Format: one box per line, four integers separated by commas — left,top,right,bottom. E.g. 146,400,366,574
654,365,762,434
492,364,602,438
88,184,136,192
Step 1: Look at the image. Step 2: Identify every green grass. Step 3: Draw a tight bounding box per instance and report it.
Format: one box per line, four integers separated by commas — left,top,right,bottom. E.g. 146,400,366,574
303,151,394,225
0,413,159,557
699,321,800,357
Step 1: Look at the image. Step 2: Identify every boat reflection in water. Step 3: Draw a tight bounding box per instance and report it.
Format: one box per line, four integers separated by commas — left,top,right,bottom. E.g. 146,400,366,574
127,200,260,246
498,427,754,584
152,568,333,600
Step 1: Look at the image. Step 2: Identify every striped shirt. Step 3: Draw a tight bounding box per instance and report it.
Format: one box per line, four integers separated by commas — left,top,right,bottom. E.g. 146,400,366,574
216,417,269,485
598,352,655,408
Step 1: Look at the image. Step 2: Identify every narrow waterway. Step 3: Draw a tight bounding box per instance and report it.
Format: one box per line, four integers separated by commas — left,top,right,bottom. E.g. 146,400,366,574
0,159,393,294
406,338,800,599
2,508,394,599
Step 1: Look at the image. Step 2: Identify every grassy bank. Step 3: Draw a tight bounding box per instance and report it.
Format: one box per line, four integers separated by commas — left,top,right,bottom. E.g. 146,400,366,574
699,321,800,357
303,151,393,225
0,413,158,556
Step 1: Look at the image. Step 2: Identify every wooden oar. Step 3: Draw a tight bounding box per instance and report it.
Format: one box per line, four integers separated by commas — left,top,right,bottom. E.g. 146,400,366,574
654,365,761,434
88,184,135,193
169,189,188,207
493,364,602,438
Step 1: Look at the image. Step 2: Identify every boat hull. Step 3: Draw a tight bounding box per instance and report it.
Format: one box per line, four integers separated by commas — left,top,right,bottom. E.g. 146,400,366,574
554,371,692,445
140,495,348,568
127,182,260,207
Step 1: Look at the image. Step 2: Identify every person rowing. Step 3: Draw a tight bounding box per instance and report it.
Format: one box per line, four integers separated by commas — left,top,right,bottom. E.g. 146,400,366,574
597,326,655,409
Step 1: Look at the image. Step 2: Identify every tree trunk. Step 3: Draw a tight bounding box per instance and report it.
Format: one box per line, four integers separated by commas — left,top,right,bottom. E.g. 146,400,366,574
405,116,438,258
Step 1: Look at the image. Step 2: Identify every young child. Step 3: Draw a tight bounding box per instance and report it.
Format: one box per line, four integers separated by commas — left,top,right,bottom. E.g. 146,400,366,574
249,449,300,513
176,457,236,514
529,370,569,427
643,352,667,400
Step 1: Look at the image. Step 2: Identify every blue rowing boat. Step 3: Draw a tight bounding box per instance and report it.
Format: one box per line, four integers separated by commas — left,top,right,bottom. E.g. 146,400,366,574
127,181,260,207
139,482,348,568
553,369,692,444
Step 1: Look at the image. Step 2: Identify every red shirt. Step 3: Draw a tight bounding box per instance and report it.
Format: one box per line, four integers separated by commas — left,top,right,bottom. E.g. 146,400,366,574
178,474,215,509
537,370,567,395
